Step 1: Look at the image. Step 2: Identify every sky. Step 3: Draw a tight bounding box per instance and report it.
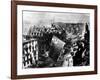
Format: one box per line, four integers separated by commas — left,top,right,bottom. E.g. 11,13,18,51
22,11,89,34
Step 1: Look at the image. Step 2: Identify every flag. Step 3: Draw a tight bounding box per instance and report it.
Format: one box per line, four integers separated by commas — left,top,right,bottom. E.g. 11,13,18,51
51,36,65,50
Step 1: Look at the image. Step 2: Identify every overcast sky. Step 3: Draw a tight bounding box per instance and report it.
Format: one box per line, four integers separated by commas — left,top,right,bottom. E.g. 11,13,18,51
22,11,89,35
